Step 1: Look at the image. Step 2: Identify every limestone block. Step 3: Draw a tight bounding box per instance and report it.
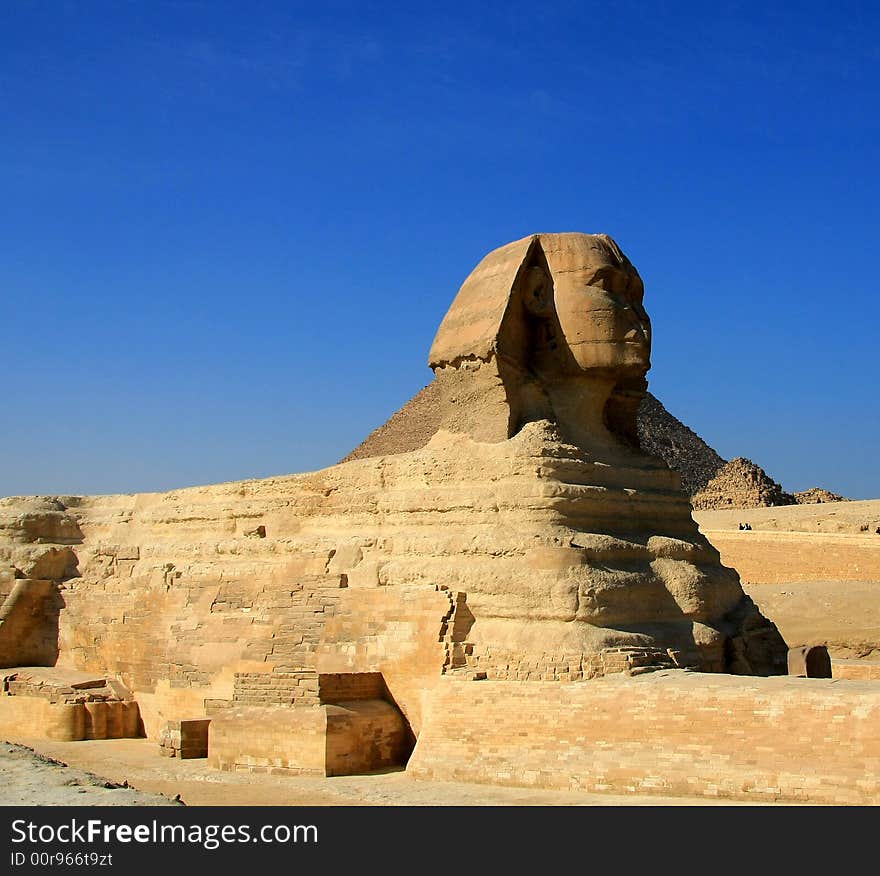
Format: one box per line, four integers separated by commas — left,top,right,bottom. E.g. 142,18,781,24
208,707,327,775
325,700,410,776
0,696,86,741
158,718,210,758
787,645,832,678
84,701,108,740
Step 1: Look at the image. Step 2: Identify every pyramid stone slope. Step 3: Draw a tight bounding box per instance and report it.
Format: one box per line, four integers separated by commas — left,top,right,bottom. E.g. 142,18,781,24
635,393,725,495
341,381,442,463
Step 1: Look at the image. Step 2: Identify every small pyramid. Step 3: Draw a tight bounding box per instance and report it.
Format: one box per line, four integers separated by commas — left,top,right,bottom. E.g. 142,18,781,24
692,457,795,510
793,487,848,504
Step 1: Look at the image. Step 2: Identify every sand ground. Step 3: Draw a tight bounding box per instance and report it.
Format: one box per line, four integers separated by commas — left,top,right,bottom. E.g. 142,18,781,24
694,497,880,534
0,742,179,806
1,737,775,807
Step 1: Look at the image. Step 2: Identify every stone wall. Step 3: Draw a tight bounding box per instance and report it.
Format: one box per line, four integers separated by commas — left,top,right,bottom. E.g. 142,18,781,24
207,699,410,777
0,579,61,668
324,700,410,776
315,586,453,734
832,659,880,680
318,672,386,703
232,671,319,707
699,531,880,584
408,671,880,804
0,697,86,741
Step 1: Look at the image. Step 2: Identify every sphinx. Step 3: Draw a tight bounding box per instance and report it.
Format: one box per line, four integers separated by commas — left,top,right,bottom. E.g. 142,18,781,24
422,232,786,677
0,232,787,755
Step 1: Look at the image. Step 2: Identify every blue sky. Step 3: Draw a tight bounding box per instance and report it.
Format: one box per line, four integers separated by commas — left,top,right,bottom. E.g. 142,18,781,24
2,1,878,498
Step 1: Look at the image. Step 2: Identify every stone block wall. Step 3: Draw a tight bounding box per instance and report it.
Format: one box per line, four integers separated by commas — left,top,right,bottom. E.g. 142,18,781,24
408,671,880,804
208,706,328,776
0,697,86,741
832,659,880,680
207,698,410,778
0,696,141,741
57,559,348,735
316,585,453,734
463,644,680,681
158,718,210,758
324,700,410,776
232,671,319,707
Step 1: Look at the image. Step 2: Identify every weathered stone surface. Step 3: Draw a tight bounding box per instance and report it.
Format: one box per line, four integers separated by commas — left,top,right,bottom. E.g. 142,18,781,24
0,580,63,668
158,718,210,758
422,232,785,676
0,667,142,741
0,498,84,545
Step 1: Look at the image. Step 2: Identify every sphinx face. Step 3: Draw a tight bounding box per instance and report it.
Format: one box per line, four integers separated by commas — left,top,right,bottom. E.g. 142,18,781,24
544,236,651,373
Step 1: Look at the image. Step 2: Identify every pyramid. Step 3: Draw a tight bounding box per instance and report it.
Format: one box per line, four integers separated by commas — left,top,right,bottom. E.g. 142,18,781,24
692,457,795,510
793,487,849,505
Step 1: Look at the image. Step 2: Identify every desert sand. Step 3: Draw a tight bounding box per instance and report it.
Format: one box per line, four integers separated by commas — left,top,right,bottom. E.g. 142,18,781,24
3,737,772,807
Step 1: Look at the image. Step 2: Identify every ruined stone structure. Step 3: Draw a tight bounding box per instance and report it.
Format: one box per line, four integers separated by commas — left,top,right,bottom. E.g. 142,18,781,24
7,232,879,803
692,457,795,510
794,487,848,504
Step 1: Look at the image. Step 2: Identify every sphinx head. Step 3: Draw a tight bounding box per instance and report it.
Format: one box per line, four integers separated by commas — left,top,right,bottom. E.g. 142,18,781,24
429,232,651,448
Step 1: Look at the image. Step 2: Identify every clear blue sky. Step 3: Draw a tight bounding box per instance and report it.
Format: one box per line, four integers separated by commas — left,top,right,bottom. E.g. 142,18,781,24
2,1,878,498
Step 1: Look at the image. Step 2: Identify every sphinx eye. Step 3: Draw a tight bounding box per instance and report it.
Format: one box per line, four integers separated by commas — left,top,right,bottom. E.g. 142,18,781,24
587,266,613,290
589,267,626,295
